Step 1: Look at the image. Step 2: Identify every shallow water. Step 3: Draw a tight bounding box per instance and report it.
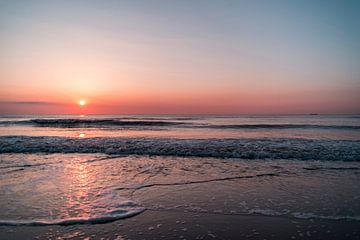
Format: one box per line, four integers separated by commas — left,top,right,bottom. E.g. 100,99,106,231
0,115,359,226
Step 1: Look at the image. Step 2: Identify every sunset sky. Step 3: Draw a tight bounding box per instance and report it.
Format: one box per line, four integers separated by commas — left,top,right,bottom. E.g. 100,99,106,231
0,0,359,114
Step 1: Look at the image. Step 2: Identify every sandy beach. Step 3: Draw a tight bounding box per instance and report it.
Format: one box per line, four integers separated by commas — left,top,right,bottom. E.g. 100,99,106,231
1,152,359,239
1,209,360,240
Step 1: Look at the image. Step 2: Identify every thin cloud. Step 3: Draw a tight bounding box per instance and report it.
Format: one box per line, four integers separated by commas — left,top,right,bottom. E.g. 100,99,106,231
0,101,61,105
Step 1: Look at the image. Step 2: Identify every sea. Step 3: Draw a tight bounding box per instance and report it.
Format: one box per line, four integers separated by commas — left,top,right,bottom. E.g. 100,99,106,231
0,114,359,226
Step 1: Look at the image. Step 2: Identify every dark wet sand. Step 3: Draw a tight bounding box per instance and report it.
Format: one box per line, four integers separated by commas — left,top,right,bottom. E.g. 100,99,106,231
1,210,359,240
1,156,359,240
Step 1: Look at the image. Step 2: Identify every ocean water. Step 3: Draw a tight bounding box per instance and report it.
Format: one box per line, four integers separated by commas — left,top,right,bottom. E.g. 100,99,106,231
0,115,359,226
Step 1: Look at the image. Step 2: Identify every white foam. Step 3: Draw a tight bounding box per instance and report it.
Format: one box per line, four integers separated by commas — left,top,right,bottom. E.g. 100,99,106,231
0,207,145,226
1,136,359,161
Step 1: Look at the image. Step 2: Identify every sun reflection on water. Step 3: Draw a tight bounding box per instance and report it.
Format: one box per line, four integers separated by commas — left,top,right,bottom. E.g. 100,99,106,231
63,157,94,218
79,133,86,138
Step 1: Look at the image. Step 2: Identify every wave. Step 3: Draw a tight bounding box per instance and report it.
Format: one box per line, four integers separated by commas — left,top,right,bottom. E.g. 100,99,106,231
0,119,185,128
0,118,359,130
200,124,360,130
116,172,280,191
30,119,186,127
1,136,359,161
0,208,144,226
119,116,201,121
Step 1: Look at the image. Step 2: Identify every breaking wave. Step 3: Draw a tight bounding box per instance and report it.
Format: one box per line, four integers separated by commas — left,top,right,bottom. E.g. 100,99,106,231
29,119,185,127
0,119,186,128
200,124,360,130
1,136,359,161
0,118,359,130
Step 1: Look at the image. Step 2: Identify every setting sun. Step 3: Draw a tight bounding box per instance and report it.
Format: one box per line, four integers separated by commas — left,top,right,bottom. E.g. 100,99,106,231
79,100,86,106
0,1,359,240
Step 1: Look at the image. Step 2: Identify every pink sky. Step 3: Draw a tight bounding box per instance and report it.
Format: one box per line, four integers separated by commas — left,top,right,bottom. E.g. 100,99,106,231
0,1,359,114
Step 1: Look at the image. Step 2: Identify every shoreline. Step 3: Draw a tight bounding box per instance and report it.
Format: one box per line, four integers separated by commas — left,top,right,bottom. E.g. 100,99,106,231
1,153,359,239
1,210,359,240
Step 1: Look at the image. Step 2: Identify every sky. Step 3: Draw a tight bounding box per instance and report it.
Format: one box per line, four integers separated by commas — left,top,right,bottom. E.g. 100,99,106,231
0,0,359,114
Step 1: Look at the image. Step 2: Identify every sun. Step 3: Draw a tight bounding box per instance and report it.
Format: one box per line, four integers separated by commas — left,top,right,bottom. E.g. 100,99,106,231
79,100,86,106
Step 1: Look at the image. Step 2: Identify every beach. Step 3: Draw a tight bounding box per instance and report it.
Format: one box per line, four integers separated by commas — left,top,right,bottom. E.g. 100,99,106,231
0,115,359,239
1,208,360,240
2,0,360,238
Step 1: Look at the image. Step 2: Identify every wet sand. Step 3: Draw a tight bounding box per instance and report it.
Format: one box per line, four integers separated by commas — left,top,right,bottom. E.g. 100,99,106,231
1,202,359,240
1,155,359,239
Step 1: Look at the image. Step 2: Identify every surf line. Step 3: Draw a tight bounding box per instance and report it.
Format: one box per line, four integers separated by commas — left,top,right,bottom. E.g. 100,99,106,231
116,172,281,191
